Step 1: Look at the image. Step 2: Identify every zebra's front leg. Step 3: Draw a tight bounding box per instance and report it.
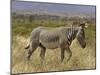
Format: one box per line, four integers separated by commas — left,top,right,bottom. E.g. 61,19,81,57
66,47,72,62
39,44,46,60
61,48,65,62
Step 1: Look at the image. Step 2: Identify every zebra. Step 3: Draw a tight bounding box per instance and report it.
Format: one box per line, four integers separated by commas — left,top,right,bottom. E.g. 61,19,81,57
25,23,86,62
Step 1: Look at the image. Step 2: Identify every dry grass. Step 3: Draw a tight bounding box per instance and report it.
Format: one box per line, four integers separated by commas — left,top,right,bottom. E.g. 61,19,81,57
12,10,96,74
12,34,96,74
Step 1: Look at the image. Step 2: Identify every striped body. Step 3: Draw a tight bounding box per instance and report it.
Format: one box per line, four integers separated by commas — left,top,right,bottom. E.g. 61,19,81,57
25,24,86,62
30,26,78,49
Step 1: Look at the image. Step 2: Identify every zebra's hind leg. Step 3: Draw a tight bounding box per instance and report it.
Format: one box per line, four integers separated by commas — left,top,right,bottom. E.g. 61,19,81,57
65,47,72,62
39,43,46,60
27,41,39,60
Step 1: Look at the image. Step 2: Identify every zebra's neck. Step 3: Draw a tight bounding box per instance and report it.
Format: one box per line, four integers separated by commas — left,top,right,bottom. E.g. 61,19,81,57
66,27,78,45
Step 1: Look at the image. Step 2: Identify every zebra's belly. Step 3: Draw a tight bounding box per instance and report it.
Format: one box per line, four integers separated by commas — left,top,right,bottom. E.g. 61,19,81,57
40,41,59,49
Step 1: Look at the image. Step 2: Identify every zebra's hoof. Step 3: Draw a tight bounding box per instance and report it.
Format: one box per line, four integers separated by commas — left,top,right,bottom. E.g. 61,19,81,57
26,55,31,61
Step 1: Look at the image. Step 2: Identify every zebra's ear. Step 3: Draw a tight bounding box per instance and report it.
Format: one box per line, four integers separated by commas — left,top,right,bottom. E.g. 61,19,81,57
79,23,88,29
79,23,85,28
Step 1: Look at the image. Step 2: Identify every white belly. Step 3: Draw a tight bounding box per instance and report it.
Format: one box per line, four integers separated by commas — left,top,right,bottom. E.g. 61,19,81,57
40,41,59,49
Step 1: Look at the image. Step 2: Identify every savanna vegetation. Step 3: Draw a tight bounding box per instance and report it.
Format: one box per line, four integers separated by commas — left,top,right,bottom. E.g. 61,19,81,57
12,13,96,74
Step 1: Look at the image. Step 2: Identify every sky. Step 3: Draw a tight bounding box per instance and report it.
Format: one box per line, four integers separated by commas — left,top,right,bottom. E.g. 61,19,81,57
11,0,96,17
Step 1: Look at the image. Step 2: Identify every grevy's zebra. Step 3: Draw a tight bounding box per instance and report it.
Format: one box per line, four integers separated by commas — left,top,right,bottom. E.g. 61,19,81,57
25,23,86,62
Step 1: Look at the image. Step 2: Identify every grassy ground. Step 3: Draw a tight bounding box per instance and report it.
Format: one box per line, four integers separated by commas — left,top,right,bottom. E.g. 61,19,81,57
12,19,96,74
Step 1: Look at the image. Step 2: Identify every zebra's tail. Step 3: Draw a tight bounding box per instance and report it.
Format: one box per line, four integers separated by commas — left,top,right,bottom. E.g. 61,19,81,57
25,44,30,49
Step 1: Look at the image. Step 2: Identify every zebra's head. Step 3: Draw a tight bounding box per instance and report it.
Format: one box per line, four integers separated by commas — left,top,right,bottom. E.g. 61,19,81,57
76,23,86,48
